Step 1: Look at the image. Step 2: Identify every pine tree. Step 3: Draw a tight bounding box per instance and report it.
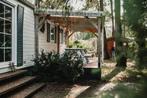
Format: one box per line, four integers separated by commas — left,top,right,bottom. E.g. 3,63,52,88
115,0,127,67
124,0,147,67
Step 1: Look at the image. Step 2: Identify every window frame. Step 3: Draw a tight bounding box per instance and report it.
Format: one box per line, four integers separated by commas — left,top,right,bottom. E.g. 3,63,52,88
46,21,56,43
0,1,13,62
60,28,64,44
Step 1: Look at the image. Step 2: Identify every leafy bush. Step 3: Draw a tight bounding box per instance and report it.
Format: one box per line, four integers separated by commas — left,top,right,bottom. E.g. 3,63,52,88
32,50,84,83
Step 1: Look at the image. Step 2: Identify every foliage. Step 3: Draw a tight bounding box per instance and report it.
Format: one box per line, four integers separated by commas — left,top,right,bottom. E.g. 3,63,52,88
67,40,73,48
124,0,147,32
127,41,137,60
124,0,147,67
37,0,71,9
73,40,80,47
83,0,100,10
32,50,84,83
114,0,127,67
73,40,84,48
82,32,95,40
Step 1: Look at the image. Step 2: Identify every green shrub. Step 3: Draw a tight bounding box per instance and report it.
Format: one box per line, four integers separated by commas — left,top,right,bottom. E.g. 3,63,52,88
32,50,84,83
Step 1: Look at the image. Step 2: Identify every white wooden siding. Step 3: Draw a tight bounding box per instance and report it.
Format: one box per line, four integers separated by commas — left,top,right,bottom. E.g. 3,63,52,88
39,31,57,53
6,0,35,68
0,0,67,73
0,0,35,73
23,6,35,66
38,21,67,54
38,21,57,53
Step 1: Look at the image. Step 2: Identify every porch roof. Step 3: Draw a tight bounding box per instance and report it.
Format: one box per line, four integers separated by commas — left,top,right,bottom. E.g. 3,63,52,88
47,16,99,33
35,8,103,18
35,8,104,33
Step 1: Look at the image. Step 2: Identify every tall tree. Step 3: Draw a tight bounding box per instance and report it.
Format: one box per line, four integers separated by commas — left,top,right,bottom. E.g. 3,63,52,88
36,0,71,9
100,0,109,59
115,0,127,67
83,0,100,10
110,0,115,37
124,0,147,67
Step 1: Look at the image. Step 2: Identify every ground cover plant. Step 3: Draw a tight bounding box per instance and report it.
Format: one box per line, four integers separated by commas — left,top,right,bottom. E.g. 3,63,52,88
32,50,84,83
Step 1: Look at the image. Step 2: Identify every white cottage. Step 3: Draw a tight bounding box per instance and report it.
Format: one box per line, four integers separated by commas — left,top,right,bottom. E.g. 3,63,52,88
0,0,103,74
0,0,35,73
0,0,66,74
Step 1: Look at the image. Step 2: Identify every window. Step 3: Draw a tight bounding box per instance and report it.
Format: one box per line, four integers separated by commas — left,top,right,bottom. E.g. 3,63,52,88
0,2,12,62
60,29,64,44
47,22,56,43
50,27,55,42
47,23,50,42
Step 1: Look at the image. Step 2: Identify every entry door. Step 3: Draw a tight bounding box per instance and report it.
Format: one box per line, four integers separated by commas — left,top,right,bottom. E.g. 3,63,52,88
0,2,13,66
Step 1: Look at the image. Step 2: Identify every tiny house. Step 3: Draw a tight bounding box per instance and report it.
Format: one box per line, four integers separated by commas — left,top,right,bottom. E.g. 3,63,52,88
0,0,66,74
0,0,36,73
0,0,103,74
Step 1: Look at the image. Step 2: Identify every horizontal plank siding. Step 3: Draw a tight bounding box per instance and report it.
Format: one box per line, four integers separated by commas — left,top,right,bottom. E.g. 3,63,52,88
23,5,35,66
39,22,57,53
9,0,35,67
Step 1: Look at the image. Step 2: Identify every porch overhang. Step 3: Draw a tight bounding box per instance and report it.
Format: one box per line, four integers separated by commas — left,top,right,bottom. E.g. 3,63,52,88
35,8,104,34
34,8,105,67
35,8,103,18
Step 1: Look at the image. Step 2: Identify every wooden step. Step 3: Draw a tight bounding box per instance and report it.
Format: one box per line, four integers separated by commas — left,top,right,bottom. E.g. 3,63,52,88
8,83,46,98
0,70,27,82
83,68,101,80
0,76,36,96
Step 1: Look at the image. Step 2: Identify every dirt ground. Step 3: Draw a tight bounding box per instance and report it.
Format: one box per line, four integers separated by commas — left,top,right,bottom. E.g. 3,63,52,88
32,60,147,98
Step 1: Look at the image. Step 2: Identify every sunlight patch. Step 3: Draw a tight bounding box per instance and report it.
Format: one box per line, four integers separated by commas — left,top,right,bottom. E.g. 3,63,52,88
66,84,90,98
94,83,117,95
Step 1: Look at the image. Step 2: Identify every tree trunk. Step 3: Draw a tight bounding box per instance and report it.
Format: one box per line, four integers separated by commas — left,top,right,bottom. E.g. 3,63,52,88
114,0,127,67
104,27,110,59
136,28,146,67
100,0,104,11
100,0,109,59
110,0,115,37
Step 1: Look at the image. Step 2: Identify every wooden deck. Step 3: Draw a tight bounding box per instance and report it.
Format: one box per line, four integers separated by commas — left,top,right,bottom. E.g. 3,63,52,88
84,62,98,68
83,58,117,68
84,57,98,68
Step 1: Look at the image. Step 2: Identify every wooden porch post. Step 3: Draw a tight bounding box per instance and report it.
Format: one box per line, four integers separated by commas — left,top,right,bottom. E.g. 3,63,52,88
97,16,105,68
35,16,39,57
57,26,60,53
101,17,105,63
34,14,47,57
97,18,101,68
65,31,69,46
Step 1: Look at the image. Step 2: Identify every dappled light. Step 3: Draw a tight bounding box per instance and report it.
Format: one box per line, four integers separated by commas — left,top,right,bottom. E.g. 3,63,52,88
102,67,126,82
75,66,147,98
0,0,146,98
32,62,147,98
66,85,90,98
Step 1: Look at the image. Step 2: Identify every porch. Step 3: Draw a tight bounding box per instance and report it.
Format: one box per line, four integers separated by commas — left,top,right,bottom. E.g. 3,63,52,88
35,9,105,68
